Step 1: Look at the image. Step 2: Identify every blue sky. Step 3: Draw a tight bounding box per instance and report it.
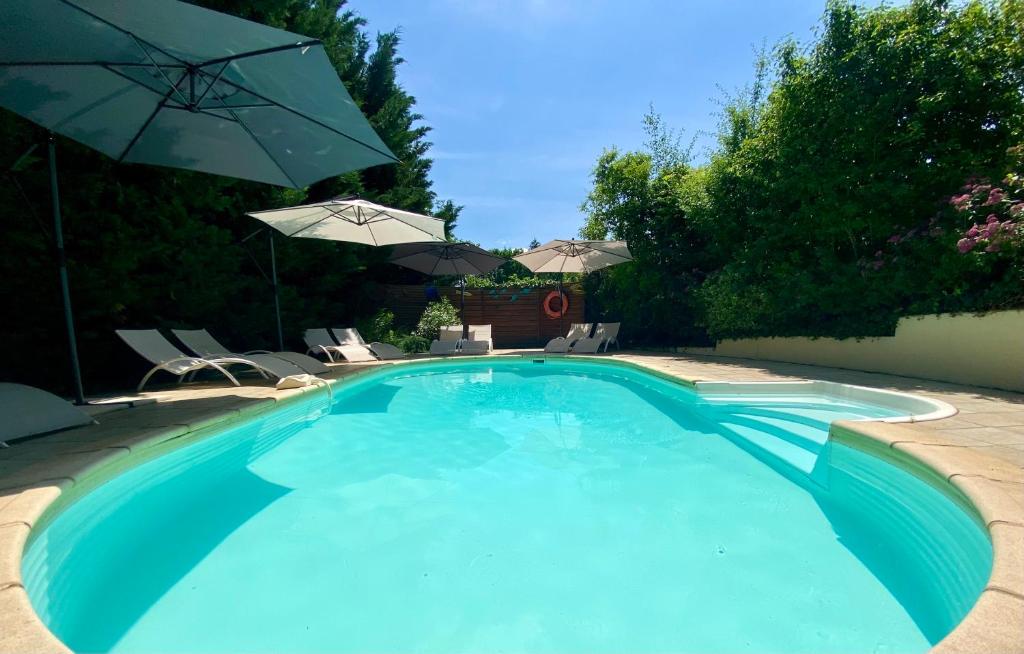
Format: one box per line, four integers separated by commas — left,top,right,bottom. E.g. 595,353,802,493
354,1,835,249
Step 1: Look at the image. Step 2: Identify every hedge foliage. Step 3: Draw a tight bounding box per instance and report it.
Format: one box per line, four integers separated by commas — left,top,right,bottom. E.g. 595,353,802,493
582,0,1024,344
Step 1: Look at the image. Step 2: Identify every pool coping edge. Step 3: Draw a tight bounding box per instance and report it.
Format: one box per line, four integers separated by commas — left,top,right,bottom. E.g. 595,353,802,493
1,354,1021,654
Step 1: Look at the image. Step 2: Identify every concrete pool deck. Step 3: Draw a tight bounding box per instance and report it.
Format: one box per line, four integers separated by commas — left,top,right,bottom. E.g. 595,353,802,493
1,351,1022,653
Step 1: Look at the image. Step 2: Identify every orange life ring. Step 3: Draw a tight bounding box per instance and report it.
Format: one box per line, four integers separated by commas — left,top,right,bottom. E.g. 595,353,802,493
543,290,568,319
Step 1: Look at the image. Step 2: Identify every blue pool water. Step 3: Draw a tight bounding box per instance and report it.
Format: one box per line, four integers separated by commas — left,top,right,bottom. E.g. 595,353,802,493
23,359,991,653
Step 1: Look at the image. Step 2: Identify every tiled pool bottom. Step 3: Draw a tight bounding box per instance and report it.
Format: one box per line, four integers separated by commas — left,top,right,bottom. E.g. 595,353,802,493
21,359,992,653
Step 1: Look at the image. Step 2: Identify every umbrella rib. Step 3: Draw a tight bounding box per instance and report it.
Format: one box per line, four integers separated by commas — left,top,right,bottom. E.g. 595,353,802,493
192,62,231,108
0,60,186,68
211,75,399,164
204,83,301,188
100,64,174,97
428,255,444,276
116,69,190,163
283,204,355,237
285,214,334,237
198,40,324,68
369,210,446,241
128,34,190,107
57,0,191,67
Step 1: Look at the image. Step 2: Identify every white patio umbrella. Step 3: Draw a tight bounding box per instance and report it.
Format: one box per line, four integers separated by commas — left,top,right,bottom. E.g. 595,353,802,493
247,197,445,246
512,239,633,274
388,242,507,325
247,197,447,347
513,239,632,333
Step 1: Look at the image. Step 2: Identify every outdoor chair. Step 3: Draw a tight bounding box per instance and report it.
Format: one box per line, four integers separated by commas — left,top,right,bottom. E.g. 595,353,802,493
173,328,328,374
117,329,303,391
569,336,603,354
466,324,493,351
0,383,94,444
304,328,375,363
593,322,621,352
332,327,367,346
458,340,490,355
544,323,593,353
368,342,406,360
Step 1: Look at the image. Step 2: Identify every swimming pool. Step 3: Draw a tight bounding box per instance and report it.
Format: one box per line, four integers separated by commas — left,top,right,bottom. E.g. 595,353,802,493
23,359,990,653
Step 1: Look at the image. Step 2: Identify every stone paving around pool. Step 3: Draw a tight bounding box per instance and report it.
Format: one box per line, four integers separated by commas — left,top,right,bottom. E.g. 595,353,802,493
1,351,1022,654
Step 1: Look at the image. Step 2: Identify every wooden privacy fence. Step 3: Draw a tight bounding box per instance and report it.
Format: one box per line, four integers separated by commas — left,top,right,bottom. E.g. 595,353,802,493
381,284,585,348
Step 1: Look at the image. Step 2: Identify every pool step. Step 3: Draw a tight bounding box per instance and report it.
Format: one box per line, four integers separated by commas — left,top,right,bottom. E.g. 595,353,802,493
707,407,829,478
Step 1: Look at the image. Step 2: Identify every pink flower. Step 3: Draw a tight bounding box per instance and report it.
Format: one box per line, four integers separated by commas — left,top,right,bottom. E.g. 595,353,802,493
1010,203,1023,217
985,222,1000,238
983,188,1006,206
966,225,980,237
985,242,1001,253
986,214,999,224
950,194,972,211
956,238,976,253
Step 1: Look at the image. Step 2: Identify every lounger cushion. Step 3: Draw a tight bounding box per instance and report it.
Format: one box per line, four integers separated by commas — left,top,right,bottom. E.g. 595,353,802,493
332,328,366,346
571,337,602,354
0,383,93,442
337,345,377,362
270,352,330,374
429,340,458,355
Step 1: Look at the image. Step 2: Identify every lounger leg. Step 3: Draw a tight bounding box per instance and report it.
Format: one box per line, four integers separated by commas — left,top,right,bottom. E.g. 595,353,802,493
206,362,241,387
138,366,167,392
318,345,336,362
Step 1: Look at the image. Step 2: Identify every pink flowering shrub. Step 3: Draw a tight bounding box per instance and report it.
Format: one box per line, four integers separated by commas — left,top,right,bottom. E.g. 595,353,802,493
950,156,1023,255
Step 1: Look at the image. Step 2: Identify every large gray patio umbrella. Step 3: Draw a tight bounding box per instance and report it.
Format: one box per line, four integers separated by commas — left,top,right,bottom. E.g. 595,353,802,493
247,198,448,347
513,239,632,333
0,0,397,403
387,242,507,325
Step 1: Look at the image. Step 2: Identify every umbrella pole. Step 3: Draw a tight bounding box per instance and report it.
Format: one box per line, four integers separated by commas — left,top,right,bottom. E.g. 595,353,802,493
48,135,86,405
269,231,284,351
559,273,564,336
461,276,466,336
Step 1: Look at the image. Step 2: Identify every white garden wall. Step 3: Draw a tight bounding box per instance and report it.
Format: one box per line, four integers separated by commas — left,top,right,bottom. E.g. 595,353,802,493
684,311,1024,392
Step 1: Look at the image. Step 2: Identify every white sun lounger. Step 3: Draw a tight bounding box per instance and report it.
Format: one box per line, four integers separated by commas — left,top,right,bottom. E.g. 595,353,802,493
172,328,329,374
544,323,592,353
332,327,367,346
0,383,94,444
304,328,350,362
458,341,490,355
368,342,406,360
326,327,379,362
569,336,602,354
593,322,620,352
117,329,303,391
429,339,459,355
466,324,493,351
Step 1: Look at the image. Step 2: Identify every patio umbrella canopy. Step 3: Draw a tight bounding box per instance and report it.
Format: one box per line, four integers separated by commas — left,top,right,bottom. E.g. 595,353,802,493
0,0,397,402
0,0,397,186
388,242,507,327
247,198,446,246
388,242,506,276
513,239,633,334
513,239,633,274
